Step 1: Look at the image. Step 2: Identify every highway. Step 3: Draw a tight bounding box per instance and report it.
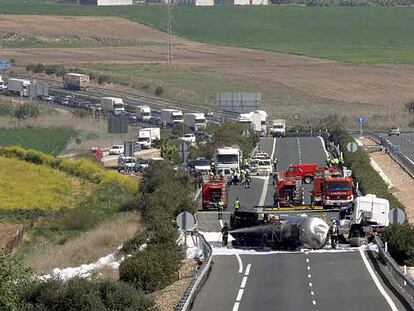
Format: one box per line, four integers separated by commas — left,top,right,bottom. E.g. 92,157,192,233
194,136,409,311
386,133,414,163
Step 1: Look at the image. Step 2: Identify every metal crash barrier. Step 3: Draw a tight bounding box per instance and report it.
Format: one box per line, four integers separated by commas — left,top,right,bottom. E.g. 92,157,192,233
175,233,213,311
375,236,414,308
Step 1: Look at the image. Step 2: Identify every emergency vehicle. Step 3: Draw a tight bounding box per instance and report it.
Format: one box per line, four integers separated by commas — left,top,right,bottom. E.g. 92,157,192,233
201,177,228,210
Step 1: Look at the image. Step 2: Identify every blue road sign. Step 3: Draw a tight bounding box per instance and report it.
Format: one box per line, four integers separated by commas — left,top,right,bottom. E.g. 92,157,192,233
0,59,11,70
356,115,366,126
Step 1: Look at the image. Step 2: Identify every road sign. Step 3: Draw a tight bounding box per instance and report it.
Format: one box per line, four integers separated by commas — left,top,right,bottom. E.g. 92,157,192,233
179,141,190,164
392,145,400,155
356,115,366,126
389,207,406,225
347,141,358,153
124,141,135,157
176,211,195,231
0,59,11,70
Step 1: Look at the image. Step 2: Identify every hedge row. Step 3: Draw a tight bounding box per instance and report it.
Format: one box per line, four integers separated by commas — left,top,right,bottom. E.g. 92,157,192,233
119,162,197,293
0,248,153,311
0,146,137,195
26,63,112,85
331,128,404,209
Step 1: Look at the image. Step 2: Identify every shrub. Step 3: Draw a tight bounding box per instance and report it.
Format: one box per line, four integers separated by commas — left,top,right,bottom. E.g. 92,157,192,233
60,207,99,231
15,104,40,119
22,278,153,311
383,223,414,266
32,63,45,74
119,242,183,293
154,85,164,96
332,128,404,209
0,249,37,311
97,74,112,85
121,233,147,255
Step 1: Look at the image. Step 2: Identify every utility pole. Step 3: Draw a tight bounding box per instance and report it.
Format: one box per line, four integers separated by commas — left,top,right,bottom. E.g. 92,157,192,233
167,0,173,66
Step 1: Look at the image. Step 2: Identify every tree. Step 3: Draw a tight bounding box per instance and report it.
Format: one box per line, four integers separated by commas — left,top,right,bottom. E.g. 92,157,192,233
0,249,36,311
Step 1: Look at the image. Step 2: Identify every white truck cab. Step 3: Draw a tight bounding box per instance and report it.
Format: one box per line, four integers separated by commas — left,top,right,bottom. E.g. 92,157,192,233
270,119,286,137
214,147,242,171
351,194,389,227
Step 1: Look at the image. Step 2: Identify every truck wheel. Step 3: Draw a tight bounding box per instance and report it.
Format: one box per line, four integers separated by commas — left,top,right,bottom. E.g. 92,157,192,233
304,176,313,184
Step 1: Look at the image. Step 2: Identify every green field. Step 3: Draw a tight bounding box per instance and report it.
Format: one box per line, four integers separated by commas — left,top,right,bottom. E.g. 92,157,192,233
84,63,249,106
0,156,89,210
0,127,73,155
0,3,414,63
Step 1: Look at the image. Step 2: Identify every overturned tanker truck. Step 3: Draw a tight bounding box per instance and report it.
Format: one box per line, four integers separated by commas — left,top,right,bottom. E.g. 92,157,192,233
230,210,330,250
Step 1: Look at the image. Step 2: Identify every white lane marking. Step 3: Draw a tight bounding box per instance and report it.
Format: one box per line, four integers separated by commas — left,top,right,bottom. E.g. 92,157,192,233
312,300,317,305
309,282,313,287
258,138,276,206
359,248,399,311
235,254,243,274
245,264,252,276
219,219,224,228
310,291,315,296
241,276,248,288
307,266,311,271
318,136,330,160
296,137,302,164
308,274,312,279
232,264,251,310
236,289,244,301
306,258,310,263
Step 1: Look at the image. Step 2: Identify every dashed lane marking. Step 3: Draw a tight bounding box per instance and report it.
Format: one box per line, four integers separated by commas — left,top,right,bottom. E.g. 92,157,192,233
232,264,252,311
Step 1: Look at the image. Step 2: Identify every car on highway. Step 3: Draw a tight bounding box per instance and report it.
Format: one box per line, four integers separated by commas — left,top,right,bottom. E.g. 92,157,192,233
109,145,124,155
193,157,211,174
388,126,400,136
118,156,136,172
180,133,196,143
134,159,149,172
41,95,55,102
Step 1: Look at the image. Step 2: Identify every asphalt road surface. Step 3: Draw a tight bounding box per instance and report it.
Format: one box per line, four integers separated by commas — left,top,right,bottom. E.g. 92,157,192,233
385,133,414,163
193,136,409,311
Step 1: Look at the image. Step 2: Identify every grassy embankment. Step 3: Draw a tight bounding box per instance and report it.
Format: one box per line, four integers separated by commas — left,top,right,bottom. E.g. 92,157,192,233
0,3,414,63
0,146,140,273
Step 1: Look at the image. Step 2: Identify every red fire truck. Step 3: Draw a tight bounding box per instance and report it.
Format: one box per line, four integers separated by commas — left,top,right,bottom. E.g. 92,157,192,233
274,165,353,209
201,177,228,210
312,176,354,208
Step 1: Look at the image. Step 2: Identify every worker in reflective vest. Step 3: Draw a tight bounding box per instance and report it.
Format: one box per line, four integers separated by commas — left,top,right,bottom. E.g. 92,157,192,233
233,198,240,211
218,200,224,219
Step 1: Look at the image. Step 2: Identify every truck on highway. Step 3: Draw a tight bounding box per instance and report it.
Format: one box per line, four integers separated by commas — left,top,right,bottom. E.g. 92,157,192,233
100,97,125,115
345,194,390,245
0,76,6,92
63,73,89,91
270,119,286,137
254,110,268,135
312,175,354,208
137,127,160,149
160,108,183,126
184,112,207,132
202,177,228,210
6,78,31,97
214,146,243,171
136,106,151,122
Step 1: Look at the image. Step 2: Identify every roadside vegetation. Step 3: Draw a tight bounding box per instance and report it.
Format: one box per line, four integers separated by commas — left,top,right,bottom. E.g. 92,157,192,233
1,5,414,63
119,162,196,293
0,127,73,155
0,249,153,311
330,127,414,266
0,156,92,211
190,122,259,160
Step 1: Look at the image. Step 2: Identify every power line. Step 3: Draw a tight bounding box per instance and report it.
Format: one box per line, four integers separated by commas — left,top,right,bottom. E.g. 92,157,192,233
167,0,173,66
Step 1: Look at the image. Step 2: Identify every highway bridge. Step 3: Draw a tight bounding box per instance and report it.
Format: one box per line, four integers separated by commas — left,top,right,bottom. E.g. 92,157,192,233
194,136,410,311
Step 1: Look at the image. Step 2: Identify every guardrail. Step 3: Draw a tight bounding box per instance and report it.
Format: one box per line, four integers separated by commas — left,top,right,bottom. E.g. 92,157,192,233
175,232,213,311
363,131,414,180
375,236,414,308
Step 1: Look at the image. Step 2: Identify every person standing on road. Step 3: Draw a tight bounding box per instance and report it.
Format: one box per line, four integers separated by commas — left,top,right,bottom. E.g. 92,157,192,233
273,157,278,171
221,222,230,247
218,199,224,220
233,198,240,211
330,221,339,249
